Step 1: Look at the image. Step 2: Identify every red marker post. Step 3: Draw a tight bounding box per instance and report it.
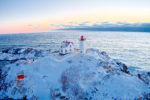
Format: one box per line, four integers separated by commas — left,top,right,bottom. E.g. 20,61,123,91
17,74,24,80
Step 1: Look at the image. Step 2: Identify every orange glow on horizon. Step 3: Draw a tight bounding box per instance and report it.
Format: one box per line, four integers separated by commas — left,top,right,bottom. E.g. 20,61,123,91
0,13,150,34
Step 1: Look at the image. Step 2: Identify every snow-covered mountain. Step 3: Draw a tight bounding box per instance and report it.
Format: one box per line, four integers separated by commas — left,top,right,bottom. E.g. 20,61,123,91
0,48,150,100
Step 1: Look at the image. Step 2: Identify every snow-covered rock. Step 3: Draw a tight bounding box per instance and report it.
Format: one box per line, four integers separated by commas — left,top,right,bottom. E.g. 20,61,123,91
0,48,150,100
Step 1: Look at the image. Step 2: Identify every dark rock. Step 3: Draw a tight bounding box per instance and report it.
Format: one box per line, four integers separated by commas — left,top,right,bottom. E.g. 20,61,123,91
0,71,8,80
0,58,27,64
18,87,27,94
64,98,69,100
104,64,113,72
0,67,10,91
147,72,150,75
34,50,43,57
30,95,37,100
101,51,107,55
13,48,22,55
23,48,33,54
100,51,110,59
2,96,14,100
11,87,17,96
52,50,59,53
2,48,10,53
95,87,98,91
0,96,27,100
116,62,130,74
60,96,66,99
0,68,2,78
67,60,72,63
137,97,142,100
55,93,61,97
137,74,142,79
0,60,11,66
137,73,150,84
1,83,9,91
84,98,88,100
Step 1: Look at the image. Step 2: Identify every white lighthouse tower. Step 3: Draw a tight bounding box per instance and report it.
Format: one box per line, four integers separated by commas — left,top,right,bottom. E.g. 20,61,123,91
79,35,86,54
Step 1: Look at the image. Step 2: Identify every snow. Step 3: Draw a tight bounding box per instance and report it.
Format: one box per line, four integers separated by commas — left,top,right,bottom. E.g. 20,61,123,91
0,48,150,99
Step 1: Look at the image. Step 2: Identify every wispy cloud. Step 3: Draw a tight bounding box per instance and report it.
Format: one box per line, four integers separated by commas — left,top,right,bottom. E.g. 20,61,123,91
27,24,41,29
28,24,33,26
34,24,41,29
57,22,150,32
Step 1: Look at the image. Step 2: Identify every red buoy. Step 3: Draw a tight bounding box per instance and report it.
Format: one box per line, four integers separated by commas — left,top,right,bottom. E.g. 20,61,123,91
17,74,24,80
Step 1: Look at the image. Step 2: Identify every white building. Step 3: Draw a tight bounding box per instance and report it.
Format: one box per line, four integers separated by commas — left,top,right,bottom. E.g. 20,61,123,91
59,41,74,55
79,35,86,54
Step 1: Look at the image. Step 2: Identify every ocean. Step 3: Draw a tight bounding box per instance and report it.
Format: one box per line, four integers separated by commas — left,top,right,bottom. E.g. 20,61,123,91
0,31,150,71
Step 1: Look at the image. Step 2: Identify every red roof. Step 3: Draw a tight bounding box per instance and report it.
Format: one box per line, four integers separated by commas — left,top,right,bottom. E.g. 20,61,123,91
80,36,86,41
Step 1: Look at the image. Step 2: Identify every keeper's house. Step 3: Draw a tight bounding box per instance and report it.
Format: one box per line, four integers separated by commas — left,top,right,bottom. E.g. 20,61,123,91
59,41,74,55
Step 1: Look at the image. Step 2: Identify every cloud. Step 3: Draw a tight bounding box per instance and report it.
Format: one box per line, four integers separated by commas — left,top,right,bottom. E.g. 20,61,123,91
78,21,89,26
34,24,41,29
57,22,150,32
28,24,32,26
68,22,78,25
27,24,41,29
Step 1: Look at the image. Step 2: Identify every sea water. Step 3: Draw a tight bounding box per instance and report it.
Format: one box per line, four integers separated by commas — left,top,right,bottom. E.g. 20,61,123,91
0,31,150,71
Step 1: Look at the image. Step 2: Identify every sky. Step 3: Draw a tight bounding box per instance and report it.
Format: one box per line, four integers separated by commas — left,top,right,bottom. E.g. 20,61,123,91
0,0,150,34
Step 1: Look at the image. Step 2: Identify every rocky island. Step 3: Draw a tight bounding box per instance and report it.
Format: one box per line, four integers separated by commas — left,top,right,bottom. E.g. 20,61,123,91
0,48,150,100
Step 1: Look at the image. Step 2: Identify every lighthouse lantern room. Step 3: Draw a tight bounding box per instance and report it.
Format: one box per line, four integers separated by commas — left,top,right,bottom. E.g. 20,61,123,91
79,35,86,54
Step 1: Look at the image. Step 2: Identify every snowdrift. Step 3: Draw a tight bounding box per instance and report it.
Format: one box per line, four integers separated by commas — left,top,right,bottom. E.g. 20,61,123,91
0,48,150,100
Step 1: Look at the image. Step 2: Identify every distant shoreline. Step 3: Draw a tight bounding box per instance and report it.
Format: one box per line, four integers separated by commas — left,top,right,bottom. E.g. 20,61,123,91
0,30,150,35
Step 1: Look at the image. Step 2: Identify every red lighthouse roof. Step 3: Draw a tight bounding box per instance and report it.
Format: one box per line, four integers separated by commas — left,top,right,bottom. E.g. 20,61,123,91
80,35,86,41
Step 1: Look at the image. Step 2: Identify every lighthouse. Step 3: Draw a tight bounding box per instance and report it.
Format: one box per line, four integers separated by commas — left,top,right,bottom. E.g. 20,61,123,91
79,35,86,54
